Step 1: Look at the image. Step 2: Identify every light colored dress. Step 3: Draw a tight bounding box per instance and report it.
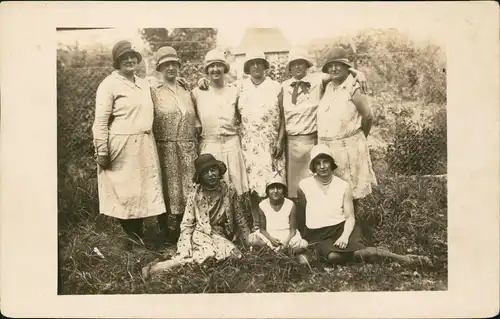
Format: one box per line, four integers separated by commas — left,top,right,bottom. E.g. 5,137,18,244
249,198,308,249
282,73,325,197
237,77,285,197
191,85,249,196
174,180,251,264
152,83,199,215
317,75,377,199
92,71,165,219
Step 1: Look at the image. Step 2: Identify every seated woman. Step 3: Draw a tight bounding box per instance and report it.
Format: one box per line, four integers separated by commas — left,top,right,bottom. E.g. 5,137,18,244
142,154,251,279
248,176,308,254
296,144,432,266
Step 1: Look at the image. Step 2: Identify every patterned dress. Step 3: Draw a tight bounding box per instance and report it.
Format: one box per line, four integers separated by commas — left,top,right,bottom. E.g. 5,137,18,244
174,180,251,264
152,83,199,215
237,77,286,197
317,75,378,199
92,71,165,219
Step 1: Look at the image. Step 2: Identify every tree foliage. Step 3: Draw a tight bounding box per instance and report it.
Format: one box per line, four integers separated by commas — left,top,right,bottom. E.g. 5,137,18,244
140,28,217,63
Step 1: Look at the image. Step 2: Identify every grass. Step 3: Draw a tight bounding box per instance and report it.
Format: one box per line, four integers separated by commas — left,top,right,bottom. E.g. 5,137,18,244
58,171,447,294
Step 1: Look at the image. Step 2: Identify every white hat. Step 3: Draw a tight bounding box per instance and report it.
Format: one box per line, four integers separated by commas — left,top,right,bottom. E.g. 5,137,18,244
309,144,338,172
203,49,230,74
287,47,314,72
243,51,270,74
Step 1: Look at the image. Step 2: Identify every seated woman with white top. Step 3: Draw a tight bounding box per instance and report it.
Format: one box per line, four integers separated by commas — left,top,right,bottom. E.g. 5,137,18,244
296,144,432,266
248,176,308,254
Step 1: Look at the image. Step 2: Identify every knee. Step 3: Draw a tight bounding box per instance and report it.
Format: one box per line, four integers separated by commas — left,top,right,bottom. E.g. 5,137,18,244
248,233,265,247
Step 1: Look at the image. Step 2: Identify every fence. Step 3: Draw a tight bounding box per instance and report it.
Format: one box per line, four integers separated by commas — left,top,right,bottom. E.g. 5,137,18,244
56,52,447,220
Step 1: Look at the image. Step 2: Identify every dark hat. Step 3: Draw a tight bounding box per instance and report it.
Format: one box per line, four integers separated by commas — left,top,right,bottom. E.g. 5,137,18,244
321,47,353,73
112,40,142,69
155,46,181,71
192,154,228,183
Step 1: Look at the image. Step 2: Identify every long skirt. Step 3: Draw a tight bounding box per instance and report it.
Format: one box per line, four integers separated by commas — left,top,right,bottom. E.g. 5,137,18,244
175,231,242,265
286,133,317,198
199,135,250,196
156,139,197,215
319,131,378,199
97,132,166,219
304,222,365,259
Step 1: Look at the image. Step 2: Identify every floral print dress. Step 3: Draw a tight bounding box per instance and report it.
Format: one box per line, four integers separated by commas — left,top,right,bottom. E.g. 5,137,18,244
237,77,286,197
174,180,251,264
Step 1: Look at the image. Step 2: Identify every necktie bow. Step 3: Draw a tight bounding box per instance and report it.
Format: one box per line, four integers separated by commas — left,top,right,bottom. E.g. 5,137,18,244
291,81,311,104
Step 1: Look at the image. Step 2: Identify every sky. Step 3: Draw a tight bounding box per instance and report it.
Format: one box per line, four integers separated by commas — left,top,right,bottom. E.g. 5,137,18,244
56,23,447,54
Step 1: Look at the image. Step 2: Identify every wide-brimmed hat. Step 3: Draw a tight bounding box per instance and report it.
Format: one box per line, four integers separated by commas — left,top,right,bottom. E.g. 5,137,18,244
321,47,353,73
265,174,288,196
309,144,338,172
243,51,270,75
155,46,181,71
192,153,228,183
287,47,314,72
203,49,230,74
112,40,142,69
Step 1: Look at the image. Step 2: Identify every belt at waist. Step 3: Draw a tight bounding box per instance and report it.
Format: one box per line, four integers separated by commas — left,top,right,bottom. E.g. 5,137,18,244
287,132,317,141
319,129,363,142
110,129,152,136
200,134,239,142
156,138,197,142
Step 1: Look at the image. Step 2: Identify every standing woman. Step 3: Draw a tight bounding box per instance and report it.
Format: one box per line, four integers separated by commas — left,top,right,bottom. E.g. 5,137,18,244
237,51,286,231
317,47,378,211
151,46,200,242
92,40,167,249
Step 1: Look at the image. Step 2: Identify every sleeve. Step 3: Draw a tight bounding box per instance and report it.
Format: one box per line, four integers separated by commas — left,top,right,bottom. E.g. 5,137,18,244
176,190,197,251
232,188,250,242
92,78,114,155
190,90,202,129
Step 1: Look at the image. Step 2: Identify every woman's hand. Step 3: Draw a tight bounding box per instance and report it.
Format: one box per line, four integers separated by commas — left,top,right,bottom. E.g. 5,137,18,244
334,235,349,250
96,154,110,170
176,77,190,91
179,245,193,259
197,78,210,91
268,236,282,247
353,71,369,95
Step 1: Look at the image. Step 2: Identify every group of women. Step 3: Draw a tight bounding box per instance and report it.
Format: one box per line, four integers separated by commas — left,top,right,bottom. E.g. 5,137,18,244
92,40,432,280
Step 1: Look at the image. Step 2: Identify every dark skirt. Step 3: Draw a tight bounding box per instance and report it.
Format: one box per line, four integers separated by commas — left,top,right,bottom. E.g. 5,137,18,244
304,222,365,259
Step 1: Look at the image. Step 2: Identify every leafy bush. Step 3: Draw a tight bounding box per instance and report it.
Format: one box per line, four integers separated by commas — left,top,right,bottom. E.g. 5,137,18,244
385,106,447,175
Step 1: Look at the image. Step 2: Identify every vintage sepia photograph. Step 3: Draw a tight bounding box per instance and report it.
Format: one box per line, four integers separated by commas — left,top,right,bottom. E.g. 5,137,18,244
57,24,447,294
3,1,499,317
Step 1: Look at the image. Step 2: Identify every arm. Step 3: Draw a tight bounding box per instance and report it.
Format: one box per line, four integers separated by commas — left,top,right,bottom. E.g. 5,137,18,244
190,91,202,136
92,80,113,168
348,67,368,94
296,187,307,235
352,88,373,137
233,192,250,246
176,193,197,255
335,185,355,249
257,207,280,246
273,88,286,159
284,203,298,246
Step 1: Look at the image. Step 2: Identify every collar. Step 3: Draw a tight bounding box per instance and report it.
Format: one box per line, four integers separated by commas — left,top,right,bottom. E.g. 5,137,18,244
113,70,146,89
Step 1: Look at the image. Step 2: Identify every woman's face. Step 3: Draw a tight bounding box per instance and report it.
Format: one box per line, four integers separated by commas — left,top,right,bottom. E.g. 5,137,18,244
314,156,334,177
327,61,350,83
200,165,220,188
159,61,179,82
207,62,225,82
267,184,285,201
248,59,266,80
118,52,138,75
290,60,308,80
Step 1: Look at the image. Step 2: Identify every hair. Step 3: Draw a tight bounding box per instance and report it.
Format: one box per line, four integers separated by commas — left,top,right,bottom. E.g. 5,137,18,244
311,155,337,173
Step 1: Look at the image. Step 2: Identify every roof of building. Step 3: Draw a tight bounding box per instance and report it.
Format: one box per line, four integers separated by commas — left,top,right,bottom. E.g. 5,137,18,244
233,28,292,55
